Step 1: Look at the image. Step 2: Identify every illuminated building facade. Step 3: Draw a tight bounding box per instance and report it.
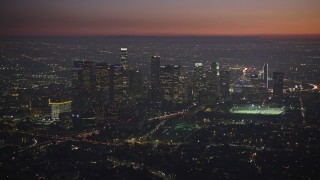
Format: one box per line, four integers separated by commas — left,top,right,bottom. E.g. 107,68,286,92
120,48,129,101
205,62,220,104
263,63,269,89
120,48,128,70
110,64,126,121
193,63,205,101
160,65,181,104
94,62,110,120
49,100,72,121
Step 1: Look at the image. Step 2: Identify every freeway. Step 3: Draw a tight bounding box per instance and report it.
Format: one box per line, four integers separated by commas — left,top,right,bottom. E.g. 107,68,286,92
148,111,187,121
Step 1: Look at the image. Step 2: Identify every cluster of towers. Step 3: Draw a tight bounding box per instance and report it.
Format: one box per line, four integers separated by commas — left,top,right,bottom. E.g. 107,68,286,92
192,62,230,104
71,50,285,127
71,48,140,127
150,54,185,110
150,56,230,109
71,48,233,127
262,62,284,98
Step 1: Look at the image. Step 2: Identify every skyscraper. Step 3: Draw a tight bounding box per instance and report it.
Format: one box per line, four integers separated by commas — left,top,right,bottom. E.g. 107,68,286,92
120,48,128,70
150,54,161,105
94,62,110,120
205,62,220,104
273,72,284,97
110,64,126,121
128,69,143,99
220,71,230,101
160,65,181,104
71,61,95,128
82,61,95,93
120,48,129,101
211,62,220,77
193,63,204,102
95,62,110,92
72,61,85,94
263,63,269,89
72,68,83,94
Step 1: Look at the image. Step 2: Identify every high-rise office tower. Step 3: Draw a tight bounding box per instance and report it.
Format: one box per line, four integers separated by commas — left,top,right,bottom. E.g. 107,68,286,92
110,64,126,121
95,62,110,92
211,62,220,77
273,72,284,97
193,63,205,101
119,48,129,102
72,68,83,94
120,48,128,70
160,65,181,104
263,63,269,89
206,62,220,104
72,61,86,93
220,71,230,101
82,61,95,93
94,62,110,120
212,62,220,97
71,61,95,128
150,54,161,104
128,69,143,99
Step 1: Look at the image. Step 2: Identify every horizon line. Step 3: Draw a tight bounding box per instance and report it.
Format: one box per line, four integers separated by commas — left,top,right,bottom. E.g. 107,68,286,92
1,34,320,39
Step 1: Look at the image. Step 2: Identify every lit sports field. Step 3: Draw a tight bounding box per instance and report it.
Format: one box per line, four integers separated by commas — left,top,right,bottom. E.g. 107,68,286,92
230,105,285,115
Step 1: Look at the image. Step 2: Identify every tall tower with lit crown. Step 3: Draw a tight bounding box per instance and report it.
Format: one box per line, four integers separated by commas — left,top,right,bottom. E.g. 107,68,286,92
150,53,161,105
120,48,128,70
119,48,129,102
193,63,204,101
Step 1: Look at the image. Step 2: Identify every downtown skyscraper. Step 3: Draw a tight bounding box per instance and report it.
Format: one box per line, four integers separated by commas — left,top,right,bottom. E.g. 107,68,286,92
120,48,128,70
109,64,126,121
94,62,110,120
273,72,284,98
119,48,129,102
263,63,269,89
205,62,220,104
71,61,95,127
193,63,205,102
220,70,230,101
150,54,161,106
160,65,183,104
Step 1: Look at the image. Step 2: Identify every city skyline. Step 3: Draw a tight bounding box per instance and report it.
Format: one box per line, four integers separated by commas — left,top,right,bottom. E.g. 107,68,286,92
0,35,319,179
1,0,320,36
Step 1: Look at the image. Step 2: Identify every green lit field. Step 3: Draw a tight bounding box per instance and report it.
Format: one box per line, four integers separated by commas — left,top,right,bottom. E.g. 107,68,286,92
230,106,285,115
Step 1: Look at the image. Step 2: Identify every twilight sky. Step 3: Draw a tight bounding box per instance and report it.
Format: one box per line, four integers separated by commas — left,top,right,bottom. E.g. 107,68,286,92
1,0,320,36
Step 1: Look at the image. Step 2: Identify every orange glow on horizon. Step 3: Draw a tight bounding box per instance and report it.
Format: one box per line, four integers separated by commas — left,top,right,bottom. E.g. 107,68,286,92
0,0,319,36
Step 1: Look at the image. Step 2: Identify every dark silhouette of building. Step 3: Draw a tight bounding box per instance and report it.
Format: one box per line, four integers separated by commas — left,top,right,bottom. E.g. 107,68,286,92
94,62,110,121
273,72,284,97
150,54,161,106
71,61,95,128
220,71,230,101
109,64,126,121
128,69,143,100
